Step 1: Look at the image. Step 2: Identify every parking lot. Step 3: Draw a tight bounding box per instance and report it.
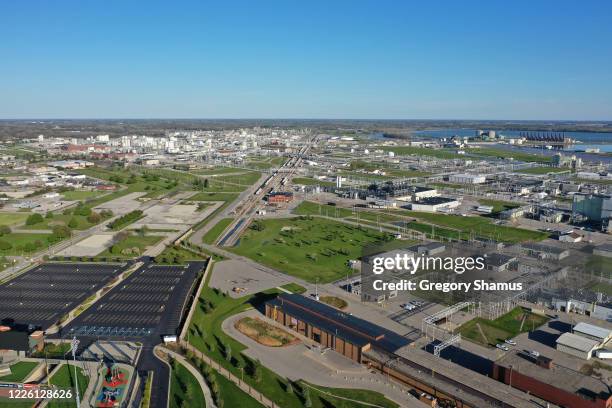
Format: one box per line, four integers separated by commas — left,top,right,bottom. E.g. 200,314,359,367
64,261,206,340
0,262,126,329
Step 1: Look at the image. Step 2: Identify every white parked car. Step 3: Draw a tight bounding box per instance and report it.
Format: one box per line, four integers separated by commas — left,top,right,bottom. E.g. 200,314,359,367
504,339,516,346
496,344,509,351
529,350,540,358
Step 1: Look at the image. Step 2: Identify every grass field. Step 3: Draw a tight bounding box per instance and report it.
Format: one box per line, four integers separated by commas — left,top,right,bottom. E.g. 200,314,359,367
245,156,286,170
0,212,29,226
458,307,549,347
0,233,52,256
0,361,38,382
402,210,548,243
294,201,405,225
97,234,162,258
21,214,99,231
477,199,521,214
470,147,553,163
61,190,105,201
376,145,460,160
187,273,399,408
231,217,391,283
169,360,205,408
280,283,307,294
517,166,571,175
47,364,89,408
209,369,265,407
155,245,208,264
203,218,234,244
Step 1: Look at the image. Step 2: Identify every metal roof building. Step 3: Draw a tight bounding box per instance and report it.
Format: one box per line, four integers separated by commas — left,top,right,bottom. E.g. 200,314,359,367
265,294,410,362
556,332,600,360
572,322,612,345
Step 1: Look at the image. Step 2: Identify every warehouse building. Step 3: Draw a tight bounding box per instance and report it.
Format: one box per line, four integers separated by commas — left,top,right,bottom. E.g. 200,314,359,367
265,294,409,362
556,332,600,360
409,197,459,213
521,242,570,261
448,173,486,184
572,322,612,345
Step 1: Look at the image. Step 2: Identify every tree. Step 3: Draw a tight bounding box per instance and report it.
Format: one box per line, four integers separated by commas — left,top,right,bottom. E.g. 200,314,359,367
0,240,12,250
26,213,44,225
45,211,53,219
204,178,209,188
286,381,293,394
87,212,101,223
0,225,11,236
224,343,231,361
52,225,71,239
68,218,78,228
138,225,149,237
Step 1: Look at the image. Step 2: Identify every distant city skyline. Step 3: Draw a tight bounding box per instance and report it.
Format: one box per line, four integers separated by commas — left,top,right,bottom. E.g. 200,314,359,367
1,1,611,120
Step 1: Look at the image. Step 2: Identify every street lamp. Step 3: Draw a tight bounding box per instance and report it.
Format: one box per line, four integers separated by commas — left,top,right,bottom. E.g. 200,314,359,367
71,337,81,408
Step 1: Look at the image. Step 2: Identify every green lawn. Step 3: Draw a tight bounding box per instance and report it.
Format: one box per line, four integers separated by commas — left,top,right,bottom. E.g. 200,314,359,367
470,147,552,163
209,369,264,408
292,177,336,187
245,156,286,170
0,362,38,382
231,216,392,283
187,273,398,408
21,214,98,231
401,210,548,243
0,212,29,226
458,307,549,347
477,199,520,214
517,167,571,175
154,245,209,264
0,233,52,256
280,283,307,294
203,218,234,244
76,166,184,201
97,234,162,258
192,166,248,175
169,360,205,408
294,201,405,225
47,364,89,408
376,145,460,160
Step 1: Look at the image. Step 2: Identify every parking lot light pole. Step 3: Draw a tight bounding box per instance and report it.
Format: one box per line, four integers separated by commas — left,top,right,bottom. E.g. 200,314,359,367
71,337,81,408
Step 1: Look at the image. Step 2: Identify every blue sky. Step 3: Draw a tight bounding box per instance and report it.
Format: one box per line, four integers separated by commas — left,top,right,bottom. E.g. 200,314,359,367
1,1,611,119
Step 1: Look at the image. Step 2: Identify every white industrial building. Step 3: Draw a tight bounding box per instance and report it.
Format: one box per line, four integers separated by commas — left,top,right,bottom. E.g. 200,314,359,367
572,322,612,345
556,332,600,360
448,173,486,184
409,197,460,213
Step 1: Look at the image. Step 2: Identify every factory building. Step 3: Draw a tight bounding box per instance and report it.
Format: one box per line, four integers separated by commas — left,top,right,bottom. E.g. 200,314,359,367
409,197,459,213
556,332,600,360
448,173,486,184
572,322,612,345
265,294,409,362
573,193,612,226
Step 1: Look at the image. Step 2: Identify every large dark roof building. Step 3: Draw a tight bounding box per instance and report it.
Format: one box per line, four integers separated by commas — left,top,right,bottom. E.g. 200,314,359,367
265,294,410,362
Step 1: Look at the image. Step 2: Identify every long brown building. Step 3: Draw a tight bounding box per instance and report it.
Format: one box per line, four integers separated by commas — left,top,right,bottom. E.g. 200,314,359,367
265,293,409,362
